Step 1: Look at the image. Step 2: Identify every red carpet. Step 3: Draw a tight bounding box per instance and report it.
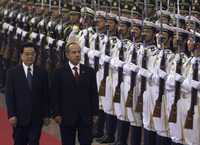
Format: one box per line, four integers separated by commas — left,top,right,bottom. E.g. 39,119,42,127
0,107,61,145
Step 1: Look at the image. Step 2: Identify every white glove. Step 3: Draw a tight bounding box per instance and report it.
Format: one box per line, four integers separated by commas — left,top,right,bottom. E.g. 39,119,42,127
30,32,38,39
175,73,184,82
138,68,152,79
82,46,90,54
158,69,168,79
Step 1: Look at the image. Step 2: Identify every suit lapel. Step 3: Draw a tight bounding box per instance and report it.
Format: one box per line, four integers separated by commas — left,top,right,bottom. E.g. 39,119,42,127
32,66,38,91
18,65,30,91
79,64,86,84
64,63,77,85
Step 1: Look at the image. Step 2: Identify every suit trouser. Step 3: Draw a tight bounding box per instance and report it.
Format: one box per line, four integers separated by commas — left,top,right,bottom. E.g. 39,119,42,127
93,110,105,136
143,128,156,145
115,119,130,145
60,119,92,145
13,121,42,145
130,126,142,145
105,113,117,139
156,134,172,145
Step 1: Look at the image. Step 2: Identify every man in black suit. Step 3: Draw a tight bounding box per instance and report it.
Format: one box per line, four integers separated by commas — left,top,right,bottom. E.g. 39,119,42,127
52,38,99,145
5,43,49,145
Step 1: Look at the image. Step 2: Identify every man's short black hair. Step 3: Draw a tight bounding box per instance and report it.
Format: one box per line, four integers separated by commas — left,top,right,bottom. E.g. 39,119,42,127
20,42,37,54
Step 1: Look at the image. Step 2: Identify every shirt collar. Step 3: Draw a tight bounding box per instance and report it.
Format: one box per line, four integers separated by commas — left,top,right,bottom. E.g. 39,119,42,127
22,63,33,71
22,63,33,76
68,61,80,70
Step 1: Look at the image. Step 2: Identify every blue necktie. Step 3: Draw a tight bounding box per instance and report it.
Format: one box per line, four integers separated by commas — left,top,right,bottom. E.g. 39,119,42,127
27,67,32,89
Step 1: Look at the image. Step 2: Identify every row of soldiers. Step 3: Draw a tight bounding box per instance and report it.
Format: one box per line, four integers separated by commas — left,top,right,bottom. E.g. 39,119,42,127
0,0,200,145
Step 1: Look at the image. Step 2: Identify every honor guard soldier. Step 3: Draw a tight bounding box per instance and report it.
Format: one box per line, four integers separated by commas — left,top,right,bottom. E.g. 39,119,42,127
88,9,107,139
139,20,158,145
179,35,200,145
126,3,144,145
96,8,120,144
63,4,81,41
112,14,132,145
152,22,176,145
168,16,192,145
78,6,95,66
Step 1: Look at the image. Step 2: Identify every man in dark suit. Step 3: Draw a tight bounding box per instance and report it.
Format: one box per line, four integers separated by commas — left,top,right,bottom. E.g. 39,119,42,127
52,37,99,145
5,42,49,145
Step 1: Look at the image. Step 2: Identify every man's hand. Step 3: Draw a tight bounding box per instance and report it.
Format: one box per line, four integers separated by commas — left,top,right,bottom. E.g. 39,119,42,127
43,118,50,126
9,116,17,127
54,116,62,124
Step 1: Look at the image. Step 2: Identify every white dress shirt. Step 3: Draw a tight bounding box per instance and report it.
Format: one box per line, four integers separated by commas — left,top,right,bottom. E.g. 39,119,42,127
68,61,80,76
22,63,33,77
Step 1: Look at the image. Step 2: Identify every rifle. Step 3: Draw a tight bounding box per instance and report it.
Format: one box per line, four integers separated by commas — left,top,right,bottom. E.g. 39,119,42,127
55,40,65,69
3,25,15,63
35,34,46,68
125,39,138,107
135,0,147,113
45,36,55,73
153,52,166,117
11,28,22,65
94,0,100,73
83,0,90,66
168,0,182,122
98,39,110,96
113,40,124,103
135,49,147,112
84,24,90,66
184,0,198,128
153,0,167,118
112,0,124,103
168,55,182,122
184,60,198,129
98,29,111,96
94,33,100,73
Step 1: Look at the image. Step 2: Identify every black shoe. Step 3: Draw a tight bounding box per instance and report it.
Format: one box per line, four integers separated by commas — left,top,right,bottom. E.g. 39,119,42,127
96,135,106,142
93,133,104,139
98,135,115,144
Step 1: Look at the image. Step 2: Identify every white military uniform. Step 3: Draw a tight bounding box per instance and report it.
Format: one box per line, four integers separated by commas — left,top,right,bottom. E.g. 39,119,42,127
167,53,188,144
181,57,200,145
78,27,95,65
88,32,106,110
152,49,175,138
112,39,133,121
141,44,160,132
103,36,121,115
124,42,143,127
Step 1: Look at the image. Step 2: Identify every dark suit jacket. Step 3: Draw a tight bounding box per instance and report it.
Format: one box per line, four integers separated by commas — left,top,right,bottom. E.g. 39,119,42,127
5,65,49,126
51,62,99,126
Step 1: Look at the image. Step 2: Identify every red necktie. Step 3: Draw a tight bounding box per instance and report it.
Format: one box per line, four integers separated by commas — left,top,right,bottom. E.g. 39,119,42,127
73,66,79,81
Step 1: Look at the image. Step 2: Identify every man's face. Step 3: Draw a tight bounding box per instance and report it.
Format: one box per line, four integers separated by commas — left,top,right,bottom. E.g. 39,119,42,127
131,26,141,40
187,37,195,52
80,16,94,28
162,31,170,45
21,47,36,66
69,13,80,24
96,17,106,31
142,28,154,42
107,19,117,32
66,43,81,65
118,23,129,36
